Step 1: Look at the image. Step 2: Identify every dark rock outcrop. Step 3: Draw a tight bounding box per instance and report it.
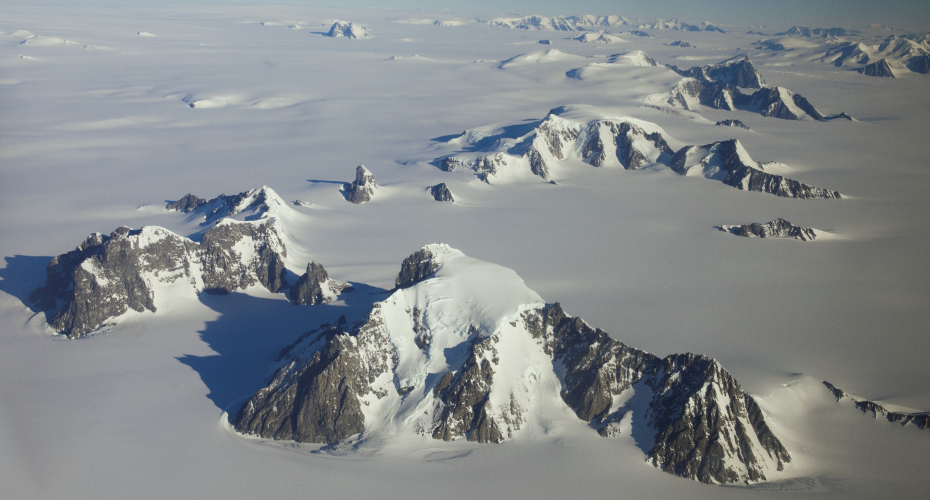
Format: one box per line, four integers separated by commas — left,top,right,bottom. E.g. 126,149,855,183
342,165,377,204
717,218,820,241
670,40,693,48
428,183,454,202
395,245,444,288
288,262,352,305
822,381,929,430
858,58,896,77
715,119,750,129
166,194,207,212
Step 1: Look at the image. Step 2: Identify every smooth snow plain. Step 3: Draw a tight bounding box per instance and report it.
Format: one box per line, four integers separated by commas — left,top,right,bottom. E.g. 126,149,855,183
0,3,928,499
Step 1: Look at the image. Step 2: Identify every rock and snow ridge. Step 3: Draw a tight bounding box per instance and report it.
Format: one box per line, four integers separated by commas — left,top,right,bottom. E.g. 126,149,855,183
325,21,371,39
233,244,791,484
671,140,842,199
30,187,350,338
717,218,823,241
823,382,929,430
431,104,841,199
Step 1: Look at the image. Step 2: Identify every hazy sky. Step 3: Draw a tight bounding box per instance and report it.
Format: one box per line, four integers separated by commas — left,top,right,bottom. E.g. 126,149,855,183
225,0,928,29
19,0,930,30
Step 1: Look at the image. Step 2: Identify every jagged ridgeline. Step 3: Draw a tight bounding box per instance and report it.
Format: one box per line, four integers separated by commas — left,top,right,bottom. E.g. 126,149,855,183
233,244,791,484
432,104,842,199
29,187,351,338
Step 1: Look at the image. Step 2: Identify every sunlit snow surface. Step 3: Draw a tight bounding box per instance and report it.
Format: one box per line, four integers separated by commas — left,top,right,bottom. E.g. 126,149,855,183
0,3,929,499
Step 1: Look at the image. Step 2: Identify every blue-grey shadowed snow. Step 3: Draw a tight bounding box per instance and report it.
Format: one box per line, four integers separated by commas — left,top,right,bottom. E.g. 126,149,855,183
177,282,386,419
0,255,54,314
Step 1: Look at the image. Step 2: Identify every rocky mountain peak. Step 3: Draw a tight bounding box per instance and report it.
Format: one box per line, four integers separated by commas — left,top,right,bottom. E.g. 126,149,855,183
343,165,377,204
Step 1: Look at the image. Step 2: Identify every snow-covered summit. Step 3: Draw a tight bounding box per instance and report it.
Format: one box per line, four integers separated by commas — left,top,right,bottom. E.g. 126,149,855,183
325,20,371,38
233,244,791,484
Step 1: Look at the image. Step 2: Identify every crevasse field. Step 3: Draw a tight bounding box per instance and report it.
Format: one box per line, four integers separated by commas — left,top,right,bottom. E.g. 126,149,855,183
1,2,928,499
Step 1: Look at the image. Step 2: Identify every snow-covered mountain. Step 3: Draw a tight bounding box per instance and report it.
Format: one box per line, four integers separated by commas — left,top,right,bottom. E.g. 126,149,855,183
667,56,766,88
775,26,860,38
652,78,829,121
717,218,824,241
572,32,626,44
671,140,842,199
29,187,350,338
166,186,293,225
431,105,840,198
325,20,371,39
636,19,725,33
233,244,791,484
819,35,930,76
486,15,632,31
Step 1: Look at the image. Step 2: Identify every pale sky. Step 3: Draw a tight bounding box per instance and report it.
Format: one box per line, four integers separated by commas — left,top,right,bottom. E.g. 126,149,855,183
224,0,929,29
17,0,930,30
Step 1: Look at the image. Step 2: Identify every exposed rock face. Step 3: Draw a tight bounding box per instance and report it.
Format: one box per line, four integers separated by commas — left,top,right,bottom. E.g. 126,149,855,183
669,56,766,88
910,54,930,74
717,218,821,241
395,244,448,288
343,165,377,204
166,194,207,212
715,119,750,129
670,40,693,48
428,183,454,202
30,217,289,338
671,140,842,199
859,58,896,77
233,245,790,484
288,262,353,305
326,21,371,38
822,381,929,430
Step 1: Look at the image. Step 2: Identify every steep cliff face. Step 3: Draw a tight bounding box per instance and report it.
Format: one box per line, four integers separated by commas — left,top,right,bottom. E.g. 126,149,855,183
233,245,790,484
